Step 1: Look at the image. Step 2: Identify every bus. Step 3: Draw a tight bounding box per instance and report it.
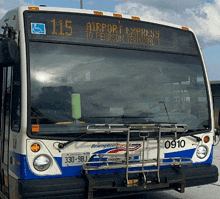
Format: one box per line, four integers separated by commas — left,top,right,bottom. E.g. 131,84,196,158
0,5,218,199
210,81,220,145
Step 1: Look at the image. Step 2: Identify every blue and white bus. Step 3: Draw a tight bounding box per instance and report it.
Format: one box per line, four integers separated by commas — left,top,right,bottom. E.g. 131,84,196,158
0,6,218,199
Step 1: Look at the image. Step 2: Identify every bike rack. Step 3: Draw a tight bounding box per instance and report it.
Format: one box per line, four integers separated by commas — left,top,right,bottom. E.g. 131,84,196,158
83,123,191,189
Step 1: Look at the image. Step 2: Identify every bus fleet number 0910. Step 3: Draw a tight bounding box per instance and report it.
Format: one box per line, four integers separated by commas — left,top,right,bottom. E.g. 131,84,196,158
165,140,186,149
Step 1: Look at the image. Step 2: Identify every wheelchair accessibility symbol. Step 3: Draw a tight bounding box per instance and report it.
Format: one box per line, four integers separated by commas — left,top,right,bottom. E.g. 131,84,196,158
31,23,46,34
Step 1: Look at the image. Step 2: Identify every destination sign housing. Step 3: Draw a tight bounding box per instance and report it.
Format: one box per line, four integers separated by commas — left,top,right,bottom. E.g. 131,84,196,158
25,11,199,55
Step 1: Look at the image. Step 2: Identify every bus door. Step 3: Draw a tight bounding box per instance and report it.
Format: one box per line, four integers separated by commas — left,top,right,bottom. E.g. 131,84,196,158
0,66,12,197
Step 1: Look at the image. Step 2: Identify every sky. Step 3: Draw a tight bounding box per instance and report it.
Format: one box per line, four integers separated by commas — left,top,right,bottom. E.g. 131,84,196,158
1,0,220,80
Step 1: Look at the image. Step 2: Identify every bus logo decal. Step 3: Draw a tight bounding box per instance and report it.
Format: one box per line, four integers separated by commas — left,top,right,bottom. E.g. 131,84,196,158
108,144,141,153
94,144,141,154
31,23,46,34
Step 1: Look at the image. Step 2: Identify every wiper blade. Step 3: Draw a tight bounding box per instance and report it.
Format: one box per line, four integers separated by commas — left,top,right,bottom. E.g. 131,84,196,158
90,115,154,124
143,120,177,124
190,135,202,142
55,133,87,151
90,115,154,119
186,128,210,142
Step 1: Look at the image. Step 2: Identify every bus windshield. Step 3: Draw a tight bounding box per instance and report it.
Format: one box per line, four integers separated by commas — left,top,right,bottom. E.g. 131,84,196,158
30,42,210,135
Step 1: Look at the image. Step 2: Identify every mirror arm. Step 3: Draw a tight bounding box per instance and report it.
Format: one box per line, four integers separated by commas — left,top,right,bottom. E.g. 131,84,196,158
214,128,220,136
2,24,17,40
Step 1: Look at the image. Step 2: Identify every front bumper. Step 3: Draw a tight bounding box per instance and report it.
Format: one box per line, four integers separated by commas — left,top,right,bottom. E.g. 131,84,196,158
17,164,218,199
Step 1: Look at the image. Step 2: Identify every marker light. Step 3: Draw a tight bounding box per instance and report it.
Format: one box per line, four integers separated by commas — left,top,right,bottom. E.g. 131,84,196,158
33,155,51,171
132,16,140,21
196,145,208,159
182,26,189,31
94,11,103,16
28,7,39,11
32,125,39,132
113,13,122,18
31,143,40,152
204,136,210,143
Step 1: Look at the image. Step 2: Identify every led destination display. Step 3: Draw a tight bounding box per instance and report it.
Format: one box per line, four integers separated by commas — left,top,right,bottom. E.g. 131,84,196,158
25,11,199,55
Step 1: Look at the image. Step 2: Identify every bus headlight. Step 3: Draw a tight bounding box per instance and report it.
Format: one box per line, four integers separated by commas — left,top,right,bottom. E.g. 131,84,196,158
33,155,51,171
196,145,208,159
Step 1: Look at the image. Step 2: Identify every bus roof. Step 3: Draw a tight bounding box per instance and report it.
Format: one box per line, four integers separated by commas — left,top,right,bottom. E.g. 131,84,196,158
13,6,193,33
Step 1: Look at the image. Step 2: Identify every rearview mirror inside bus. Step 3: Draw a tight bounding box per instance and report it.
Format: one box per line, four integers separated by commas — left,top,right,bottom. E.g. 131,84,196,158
0,38,19,66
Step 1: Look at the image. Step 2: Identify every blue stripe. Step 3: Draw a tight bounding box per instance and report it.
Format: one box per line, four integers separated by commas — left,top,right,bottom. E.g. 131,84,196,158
164,148,195,162
164,147,213,165
9,147,213,180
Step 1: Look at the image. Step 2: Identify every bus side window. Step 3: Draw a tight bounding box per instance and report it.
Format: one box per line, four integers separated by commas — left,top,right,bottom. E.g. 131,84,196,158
11,63,21,132
213,96,220,129
218,111,220,128
0,67,2,133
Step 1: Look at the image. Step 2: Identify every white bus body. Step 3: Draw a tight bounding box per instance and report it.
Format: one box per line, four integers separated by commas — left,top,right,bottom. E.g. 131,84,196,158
0,6,218,199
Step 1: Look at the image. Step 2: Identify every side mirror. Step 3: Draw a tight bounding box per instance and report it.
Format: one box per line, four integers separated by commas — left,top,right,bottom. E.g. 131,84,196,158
218,111,220,127
0,38,19,66
216,128,220,136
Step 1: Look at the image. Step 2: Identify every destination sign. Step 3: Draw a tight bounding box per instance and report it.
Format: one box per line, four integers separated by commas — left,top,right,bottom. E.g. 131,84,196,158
24,11,199,55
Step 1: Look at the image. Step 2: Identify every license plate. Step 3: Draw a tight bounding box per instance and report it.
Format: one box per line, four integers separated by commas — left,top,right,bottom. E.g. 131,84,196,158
62,152,90,167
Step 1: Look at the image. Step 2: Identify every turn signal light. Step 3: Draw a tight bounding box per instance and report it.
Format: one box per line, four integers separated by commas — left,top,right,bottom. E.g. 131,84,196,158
31,143,40,152
204,136,210,143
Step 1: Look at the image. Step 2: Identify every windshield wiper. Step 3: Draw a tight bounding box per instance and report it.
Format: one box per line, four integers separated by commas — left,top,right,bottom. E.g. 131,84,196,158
90,115,154,124
143,120,177,124
186,128,210,142
90,115,154,119
159,101,170,123
189,135,202,142
55,133,87,152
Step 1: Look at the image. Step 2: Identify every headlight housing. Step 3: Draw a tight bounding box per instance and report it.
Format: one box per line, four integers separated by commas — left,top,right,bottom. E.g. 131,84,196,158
196,145,208,159
33,155,51,171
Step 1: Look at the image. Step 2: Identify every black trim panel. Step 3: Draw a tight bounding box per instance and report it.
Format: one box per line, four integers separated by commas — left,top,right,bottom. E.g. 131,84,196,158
16,164,218,199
